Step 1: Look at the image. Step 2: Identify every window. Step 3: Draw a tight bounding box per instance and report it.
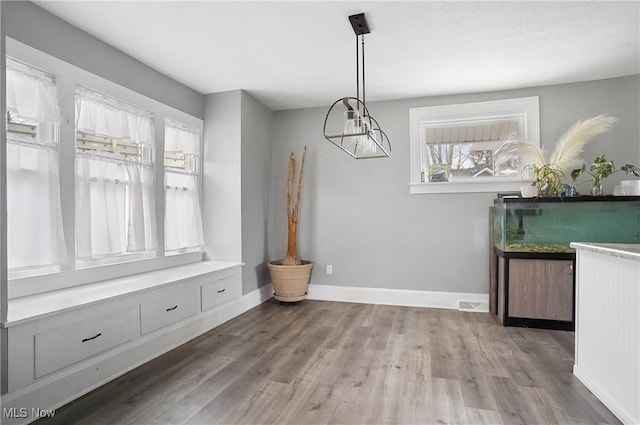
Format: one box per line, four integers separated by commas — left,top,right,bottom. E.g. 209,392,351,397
6,58,67,277
6,39,205,297
409,96,540,194
74,87,157,264
164,119,204,253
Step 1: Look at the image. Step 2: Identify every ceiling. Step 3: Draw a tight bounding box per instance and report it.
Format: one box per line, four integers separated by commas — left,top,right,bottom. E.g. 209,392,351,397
35,1,640,111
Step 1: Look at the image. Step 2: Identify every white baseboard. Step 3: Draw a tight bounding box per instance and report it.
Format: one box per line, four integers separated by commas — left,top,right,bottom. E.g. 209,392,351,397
0,285,273,425
231,283,274,313
306,283,489,312
573,364,637,425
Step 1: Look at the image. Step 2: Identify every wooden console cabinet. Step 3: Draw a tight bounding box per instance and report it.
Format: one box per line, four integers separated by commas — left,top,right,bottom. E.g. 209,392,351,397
496,252,575,330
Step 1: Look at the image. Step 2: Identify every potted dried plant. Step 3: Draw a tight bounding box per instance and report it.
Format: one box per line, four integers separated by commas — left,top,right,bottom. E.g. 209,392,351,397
267,147,313,302
495,114,618,197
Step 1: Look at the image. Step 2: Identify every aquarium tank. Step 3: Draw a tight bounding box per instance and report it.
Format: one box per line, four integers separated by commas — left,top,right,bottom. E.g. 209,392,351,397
494,197,640,253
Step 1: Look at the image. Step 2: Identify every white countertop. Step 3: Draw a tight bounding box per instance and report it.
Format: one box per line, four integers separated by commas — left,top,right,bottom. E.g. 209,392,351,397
570,242,640,262
4,260,242,327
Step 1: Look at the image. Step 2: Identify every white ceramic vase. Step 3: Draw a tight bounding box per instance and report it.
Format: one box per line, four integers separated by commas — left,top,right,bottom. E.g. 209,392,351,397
520,185,538,198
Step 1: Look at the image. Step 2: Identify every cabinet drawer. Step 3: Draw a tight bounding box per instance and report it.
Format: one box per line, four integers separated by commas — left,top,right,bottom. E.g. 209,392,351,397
34,306,138,379
201,273,239,311
140,285,200,335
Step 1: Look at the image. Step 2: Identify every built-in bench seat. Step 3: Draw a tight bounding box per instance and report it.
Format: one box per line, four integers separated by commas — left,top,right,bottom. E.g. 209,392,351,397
1,261,259,425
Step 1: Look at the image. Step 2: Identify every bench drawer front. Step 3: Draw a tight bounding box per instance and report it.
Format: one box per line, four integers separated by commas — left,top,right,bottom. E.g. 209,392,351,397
201,273,240,311
35,306,138,378
140,285,200,335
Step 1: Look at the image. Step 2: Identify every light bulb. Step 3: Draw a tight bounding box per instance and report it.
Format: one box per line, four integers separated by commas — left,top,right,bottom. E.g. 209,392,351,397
361,121,377,154
344,110,359,136
344,110,376,155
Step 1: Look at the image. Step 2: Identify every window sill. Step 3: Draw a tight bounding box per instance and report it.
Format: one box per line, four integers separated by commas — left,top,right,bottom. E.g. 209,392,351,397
409,180,525,194
76,251,157,270
8,251,206,299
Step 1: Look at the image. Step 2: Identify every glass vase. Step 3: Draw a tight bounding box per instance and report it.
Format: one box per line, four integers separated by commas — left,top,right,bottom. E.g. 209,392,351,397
591,181,604,196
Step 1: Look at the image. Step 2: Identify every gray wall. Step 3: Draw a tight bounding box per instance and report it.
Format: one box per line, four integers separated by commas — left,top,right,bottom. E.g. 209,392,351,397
202,90,242,264
270,75,640,295
3,1,203,118
203,90,274,295
241,91,273,294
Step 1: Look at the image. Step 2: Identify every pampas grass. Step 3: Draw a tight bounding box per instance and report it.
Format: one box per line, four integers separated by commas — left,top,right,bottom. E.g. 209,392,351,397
549,115,618,172
494,141,546,169
495,114,617,174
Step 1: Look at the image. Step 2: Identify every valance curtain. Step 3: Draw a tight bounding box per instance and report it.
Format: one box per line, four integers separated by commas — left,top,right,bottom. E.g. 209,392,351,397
164,119,204,252
75,88,157,259
165,119,199,156
75,87,154,145
6,59,68,272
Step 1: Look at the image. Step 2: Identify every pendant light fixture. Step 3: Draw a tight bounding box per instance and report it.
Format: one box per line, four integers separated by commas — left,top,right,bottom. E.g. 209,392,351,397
323,13,391,159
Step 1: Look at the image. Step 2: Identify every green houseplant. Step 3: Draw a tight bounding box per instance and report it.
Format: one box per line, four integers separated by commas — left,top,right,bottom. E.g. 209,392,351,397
495,115,618,197
526,163,565,197
571,154,640,196
267,147,314,302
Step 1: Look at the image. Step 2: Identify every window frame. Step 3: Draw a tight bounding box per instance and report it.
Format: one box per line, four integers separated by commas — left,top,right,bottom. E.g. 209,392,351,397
163,118,204,255
6,38,205,299
6,58,67,278
74,86,158,265
409,96,540,194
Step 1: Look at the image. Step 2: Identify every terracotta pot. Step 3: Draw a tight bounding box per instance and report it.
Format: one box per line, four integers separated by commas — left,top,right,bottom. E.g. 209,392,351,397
267,260,314,302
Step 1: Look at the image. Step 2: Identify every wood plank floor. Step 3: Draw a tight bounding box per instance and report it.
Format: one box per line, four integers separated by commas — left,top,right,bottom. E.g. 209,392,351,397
38,299,620,425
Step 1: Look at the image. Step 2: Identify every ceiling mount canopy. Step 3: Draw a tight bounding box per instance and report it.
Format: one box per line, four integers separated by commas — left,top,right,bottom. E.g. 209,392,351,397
323,13,391,159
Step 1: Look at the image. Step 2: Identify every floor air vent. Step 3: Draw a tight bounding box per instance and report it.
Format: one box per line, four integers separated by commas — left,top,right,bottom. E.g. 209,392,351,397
458,301,489,312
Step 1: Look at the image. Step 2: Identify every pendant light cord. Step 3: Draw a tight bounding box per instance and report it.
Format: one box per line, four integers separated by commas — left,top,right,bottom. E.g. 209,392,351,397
355,34,368,118
362,34,366,118
360,34,367,117
355,34,360,116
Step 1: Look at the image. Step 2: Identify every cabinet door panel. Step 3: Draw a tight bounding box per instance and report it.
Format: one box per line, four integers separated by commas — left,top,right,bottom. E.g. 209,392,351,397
508,259,573,321
140,286,200,335
201,273,239,311
35,306,138,378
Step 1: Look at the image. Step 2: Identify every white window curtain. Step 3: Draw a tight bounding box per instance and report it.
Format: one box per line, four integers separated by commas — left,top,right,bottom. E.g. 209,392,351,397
6,59,68,273
75,87,157,259
164,119,204,253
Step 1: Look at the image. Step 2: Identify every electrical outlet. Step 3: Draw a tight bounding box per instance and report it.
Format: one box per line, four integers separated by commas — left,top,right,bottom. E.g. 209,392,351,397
326,265,333,275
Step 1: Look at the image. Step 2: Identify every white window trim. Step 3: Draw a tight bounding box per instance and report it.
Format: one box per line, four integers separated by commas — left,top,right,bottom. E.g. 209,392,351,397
164,118,204,254
409,96,540,194
6,38,205,299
